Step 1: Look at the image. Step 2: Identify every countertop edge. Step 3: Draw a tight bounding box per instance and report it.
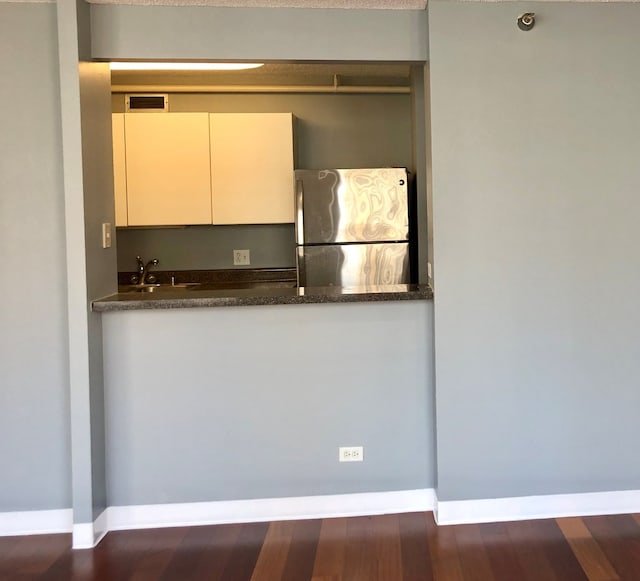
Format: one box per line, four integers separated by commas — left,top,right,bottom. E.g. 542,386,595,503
92,285,433,312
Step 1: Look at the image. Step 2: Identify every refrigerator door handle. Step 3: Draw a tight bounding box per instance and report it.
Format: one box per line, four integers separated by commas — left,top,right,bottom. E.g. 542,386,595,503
295,178,305,246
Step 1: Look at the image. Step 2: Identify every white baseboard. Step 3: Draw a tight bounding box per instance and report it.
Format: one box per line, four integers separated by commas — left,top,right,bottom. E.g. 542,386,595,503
93,508,109,545
1,490,433,545
71,522,95,549
107,488,436,531
0,509,72,536
72,509,109,549
10,488,639,548
436,489,640,526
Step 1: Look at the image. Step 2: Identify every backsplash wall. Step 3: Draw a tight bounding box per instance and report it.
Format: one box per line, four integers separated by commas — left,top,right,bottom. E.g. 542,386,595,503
113,91,412,272
117,224,295,272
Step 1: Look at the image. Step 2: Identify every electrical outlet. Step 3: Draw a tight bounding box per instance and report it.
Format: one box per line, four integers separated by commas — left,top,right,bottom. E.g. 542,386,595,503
102,222,112,249
339,446,364,462
233,249,250,266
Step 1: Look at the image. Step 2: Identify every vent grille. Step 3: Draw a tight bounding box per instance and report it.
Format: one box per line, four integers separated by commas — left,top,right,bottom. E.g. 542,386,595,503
126,94,169,112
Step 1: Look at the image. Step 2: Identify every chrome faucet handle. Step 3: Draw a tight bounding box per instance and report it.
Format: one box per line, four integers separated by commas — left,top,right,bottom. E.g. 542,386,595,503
138,258,159,286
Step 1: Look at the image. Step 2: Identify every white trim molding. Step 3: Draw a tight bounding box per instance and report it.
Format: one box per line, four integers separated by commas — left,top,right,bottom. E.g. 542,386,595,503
72,523,95,549
72,509,109,549
0,509,72,537
435,489,640,526
6,489,640,548
108,489,436,531
1,490,433,546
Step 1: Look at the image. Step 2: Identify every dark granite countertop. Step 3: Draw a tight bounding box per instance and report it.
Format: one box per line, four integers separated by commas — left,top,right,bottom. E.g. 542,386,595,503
92,283,433,312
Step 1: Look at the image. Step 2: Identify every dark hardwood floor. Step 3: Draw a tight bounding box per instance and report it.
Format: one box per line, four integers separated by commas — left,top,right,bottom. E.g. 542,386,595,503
1,512,639,580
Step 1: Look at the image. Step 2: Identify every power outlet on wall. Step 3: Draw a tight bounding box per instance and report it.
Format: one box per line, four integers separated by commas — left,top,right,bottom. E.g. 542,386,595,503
233,249,250,266
339,446,364,462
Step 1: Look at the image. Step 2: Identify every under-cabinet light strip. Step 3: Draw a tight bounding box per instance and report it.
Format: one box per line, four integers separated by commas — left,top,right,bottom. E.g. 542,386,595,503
110,63,264,71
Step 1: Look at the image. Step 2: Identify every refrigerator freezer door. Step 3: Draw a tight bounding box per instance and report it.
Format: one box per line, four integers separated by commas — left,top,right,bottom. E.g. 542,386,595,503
295,168,409,245
297,242,410,287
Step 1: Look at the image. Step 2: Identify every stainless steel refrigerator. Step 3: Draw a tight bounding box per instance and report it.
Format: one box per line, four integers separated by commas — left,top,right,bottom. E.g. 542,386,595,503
295,168,412,287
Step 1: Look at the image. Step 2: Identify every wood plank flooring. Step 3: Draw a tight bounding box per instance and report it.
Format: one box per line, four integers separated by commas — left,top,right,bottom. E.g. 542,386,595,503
1,512,640,580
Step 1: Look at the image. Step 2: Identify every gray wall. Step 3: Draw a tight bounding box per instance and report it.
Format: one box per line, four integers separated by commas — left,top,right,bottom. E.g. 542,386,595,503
410,66,430,284
117,225,295,272
91,5,428,62
9,0,640,528
114,92,412,272
103,301,435,505
57,0,117,524
80,63,115,521
0,2,433,523
96,5,435,511
430,1,640,501
0,3,71,511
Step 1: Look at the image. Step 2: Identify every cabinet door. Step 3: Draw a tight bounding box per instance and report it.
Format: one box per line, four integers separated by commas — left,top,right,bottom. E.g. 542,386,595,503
210,113,294,225
124,113,212,226
112,113,128,227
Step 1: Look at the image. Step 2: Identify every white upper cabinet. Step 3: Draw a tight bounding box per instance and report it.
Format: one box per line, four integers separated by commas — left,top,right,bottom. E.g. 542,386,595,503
124,113,212,226
113,112,295,227
210,113,295,225
111,113,128,227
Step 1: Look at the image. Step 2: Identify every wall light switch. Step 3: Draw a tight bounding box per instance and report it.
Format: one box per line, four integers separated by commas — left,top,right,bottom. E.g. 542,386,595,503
102,222,112,249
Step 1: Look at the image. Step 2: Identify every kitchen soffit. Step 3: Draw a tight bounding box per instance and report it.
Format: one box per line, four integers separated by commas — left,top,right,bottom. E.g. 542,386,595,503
101,1,421,88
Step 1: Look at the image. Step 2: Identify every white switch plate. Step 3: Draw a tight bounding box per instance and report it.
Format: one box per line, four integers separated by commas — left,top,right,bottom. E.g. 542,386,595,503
339,446,364,462
233,249,250,266
102,222,112,249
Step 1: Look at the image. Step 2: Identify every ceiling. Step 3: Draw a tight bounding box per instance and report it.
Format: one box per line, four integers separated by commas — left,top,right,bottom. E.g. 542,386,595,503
91,0,427,8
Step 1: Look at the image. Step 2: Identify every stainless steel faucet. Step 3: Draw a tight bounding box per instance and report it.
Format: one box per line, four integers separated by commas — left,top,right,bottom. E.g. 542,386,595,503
136,256,159,285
